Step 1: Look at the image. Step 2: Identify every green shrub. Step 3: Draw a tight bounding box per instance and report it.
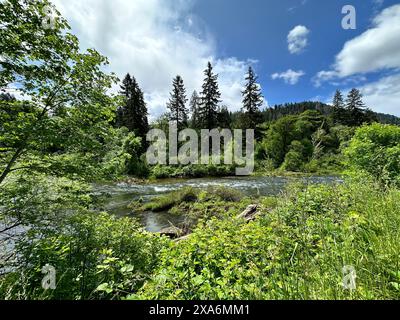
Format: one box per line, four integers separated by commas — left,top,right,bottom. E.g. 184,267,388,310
281,139,313,172
0,211,167,300
99,130,150,179
139,186,244,214
204,186,243,202
304,153,344,174
345,123,400,186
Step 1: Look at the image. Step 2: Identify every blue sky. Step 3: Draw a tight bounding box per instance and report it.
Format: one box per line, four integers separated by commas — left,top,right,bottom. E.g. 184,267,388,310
51,0,400,117
192,0,400,112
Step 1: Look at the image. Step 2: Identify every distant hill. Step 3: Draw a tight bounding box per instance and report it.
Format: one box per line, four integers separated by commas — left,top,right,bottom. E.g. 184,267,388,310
262,101,400,125
374,112,400,125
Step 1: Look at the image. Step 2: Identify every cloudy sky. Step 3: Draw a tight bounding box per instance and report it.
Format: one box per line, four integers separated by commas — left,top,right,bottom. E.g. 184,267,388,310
51,0,400,118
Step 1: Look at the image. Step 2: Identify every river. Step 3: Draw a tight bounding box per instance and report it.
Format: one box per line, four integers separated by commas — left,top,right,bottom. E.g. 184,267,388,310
94,175,343,233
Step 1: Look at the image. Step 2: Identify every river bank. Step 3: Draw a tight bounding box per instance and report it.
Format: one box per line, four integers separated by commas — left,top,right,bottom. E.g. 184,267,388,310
93,175,344,232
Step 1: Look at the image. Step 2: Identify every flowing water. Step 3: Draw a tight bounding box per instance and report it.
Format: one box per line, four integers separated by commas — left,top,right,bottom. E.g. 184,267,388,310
94,175,343,232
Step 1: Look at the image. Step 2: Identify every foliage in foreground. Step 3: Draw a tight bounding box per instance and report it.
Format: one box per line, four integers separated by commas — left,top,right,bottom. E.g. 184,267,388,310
133,177,400,300
2,175,399,300
0,175,166,300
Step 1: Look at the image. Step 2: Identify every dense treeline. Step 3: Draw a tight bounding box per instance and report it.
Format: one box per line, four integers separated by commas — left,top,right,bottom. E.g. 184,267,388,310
116,74,400,136
262,100,400,125
115,69,399,143
262,101,331,121
113,68,398,177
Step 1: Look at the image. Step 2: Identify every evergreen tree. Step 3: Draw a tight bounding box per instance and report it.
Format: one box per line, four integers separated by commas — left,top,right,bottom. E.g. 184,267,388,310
0,92,16,102
198,62,221,129
119,73,133,97
332,89,345,124
119,73,135,130
189,90,201,129
167,75,188,130
115,107,124,128
118,73,149,142
345,88,367,126
241,66,263,128
132,79,149,142
346,88,365,111
333,89,344,109
217,105,232,128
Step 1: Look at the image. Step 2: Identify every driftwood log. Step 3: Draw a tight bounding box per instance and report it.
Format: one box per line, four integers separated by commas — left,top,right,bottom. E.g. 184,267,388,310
174,234,191,242
236,204,259,222
158,226,183,239
173,204,260,242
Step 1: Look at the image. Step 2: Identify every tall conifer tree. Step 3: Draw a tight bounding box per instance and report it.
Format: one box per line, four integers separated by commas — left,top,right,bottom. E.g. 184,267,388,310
242,66,263,128
332,89,345,124
198,62,221,129
189,90,201,129
344,88,370,126
346,88,365,111
118,73,149,143
167,75,188,130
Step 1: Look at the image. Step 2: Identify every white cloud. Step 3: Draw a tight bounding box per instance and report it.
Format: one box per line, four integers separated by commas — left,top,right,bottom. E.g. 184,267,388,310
2,86,31,101
287,25,310,54
320,73,400,116
336,4,400,77
52,0,252,120
359,73,400,116
314,4,400,85
214,57,269,111
271,69,305,85
312,4,400,116
288,0,308,13
312,70,337,87
313,71,367,88
372,0,384,7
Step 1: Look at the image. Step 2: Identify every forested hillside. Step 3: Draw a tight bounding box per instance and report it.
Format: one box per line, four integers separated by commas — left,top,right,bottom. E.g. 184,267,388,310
262,101,400,125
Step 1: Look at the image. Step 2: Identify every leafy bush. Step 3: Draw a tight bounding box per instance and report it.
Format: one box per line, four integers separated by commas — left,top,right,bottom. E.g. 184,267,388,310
254,158,276,173
345,123,400,186
0,174,166,300
205,186,243,202
304,153,344,174
0,211,167,300
281,139,313,172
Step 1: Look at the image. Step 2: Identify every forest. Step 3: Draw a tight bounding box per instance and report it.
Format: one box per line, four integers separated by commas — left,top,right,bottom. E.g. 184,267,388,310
0,0,400,300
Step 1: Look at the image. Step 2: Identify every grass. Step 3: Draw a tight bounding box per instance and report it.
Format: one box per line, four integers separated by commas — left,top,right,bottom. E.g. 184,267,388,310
136,186,245,213
137,187,199,212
